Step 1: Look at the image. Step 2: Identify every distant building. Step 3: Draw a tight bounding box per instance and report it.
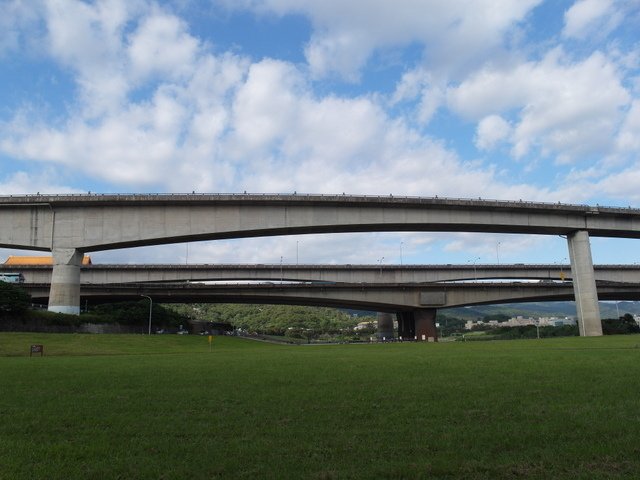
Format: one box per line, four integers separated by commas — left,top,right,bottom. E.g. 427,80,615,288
354,321,376,331
4,255,92,265
465,315,576,330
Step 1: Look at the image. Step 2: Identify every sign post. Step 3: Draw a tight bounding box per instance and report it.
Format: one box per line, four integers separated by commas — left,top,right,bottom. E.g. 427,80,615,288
30,344,44,357
208,335,213,352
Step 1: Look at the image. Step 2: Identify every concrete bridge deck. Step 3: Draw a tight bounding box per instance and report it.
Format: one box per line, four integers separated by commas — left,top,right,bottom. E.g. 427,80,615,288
2,193,640,252
22,280,640,311
3,263,640,284
3,193,636,336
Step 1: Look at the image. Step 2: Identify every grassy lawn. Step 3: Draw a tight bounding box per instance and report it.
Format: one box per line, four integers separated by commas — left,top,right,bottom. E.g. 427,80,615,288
1,333,640,479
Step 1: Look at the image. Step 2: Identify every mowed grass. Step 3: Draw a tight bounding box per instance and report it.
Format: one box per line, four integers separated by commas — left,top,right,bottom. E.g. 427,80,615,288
1,334,640,479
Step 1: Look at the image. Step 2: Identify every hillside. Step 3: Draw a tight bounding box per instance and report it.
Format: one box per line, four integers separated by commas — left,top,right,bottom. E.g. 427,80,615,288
442,301,640,320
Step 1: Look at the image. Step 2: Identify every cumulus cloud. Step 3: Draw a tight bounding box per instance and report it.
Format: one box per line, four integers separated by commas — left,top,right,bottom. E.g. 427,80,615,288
2,0,624,207
596,166,640,203
127,12,200,83
616,100,640,152
220,0,542,80
563,0,622,40
0,170,83,195
447,48,630,162
475,115,512,151
1,0,249,191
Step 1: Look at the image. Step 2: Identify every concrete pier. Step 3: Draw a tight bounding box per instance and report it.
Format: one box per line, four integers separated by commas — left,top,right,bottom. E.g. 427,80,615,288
396,310,438,341
397,312,414,340
376,312,394,340
567,231,603,336
414,309,438,342
48,248,82,314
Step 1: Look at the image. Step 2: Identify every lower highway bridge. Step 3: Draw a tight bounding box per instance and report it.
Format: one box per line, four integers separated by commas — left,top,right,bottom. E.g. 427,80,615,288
21,280,640,342
5,263,640,284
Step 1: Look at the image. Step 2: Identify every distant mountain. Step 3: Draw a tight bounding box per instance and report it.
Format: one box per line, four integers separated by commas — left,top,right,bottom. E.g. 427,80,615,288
441,301,640,320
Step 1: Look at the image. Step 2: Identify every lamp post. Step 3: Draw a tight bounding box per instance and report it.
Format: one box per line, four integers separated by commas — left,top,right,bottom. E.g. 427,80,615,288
468,257,480,281
140,295,152,335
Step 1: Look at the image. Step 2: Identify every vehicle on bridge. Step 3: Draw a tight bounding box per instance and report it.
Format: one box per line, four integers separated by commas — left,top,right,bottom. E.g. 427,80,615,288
0,273,25,283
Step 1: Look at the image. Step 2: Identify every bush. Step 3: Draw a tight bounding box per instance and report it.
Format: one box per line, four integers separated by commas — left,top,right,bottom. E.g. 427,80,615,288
0,281,31,317
91,301,188,328
27,310,83,327
602,315,640,335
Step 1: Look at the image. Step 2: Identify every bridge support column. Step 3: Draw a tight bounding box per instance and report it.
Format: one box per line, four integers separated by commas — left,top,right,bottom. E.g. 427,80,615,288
396,310,438,341
48,248,82,315
377,313,394,341
415,309,438,342
567,231,602,336
397,312,415,340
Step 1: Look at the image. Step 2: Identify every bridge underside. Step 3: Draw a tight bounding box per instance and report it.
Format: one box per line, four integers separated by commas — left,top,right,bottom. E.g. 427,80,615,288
23,282,640,341
25,282,640,309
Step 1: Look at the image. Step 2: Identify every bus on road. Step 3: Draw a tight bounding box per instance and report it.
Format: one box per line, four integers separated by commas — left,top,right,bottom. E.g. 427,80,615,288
0,273,25,283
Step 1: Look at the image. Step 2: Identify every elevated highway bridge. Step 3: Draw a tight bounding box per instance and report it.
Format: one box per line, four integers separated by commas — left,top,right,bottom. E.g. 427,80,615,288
22,280,640,342
4,193,640,336
3,263,640,284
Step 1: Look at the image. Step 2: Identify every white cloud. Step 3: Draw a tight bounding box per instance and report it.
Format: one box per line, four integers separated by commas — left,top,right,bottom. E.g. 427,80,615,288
596,165,640,203
443,232,559,263
563,0,621,40
448,48,630,162
127,12,200,83
616,100,640,152
221,58,552,200
220,0,543,80
0,0,44,56
3,1,628,206
475,115,512,151
1,1,249,191
0,170,83,195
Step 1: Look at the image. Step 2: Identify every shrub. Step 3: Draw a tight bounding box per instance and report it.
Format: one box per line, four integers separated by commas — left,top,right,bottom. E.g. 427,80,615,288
0,281,31,317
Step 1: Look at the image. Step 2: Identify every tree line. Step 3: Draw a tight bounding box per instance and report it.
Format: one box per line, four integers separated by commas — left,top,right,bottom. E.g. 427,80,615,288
1,281,639,336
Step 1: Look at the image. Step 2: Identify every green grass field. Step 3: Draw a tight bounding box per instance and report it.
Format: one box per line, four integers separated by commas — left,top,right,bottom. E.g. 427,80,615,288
1,333,640,479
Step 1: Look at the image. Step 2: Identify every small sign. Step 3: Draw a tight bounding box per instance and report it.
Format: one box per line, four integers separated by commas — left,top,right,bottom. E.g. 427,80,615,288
30,344,44,357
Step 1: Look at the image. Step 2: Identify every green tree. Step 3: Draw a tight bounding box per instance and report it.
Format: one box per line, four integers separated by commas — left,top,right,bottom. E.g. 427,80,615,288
602,314,640,335
0,281,31,317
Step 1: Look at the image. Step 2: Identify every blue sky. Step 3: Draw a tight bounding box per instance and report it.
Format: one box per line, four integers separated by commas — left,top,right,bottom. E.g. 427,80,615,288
1,0,640,266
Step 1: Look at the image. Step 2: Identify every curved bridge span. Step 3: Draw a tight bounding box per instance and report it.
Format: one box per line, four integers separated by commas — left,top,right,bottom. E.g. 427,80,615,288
3,193,640,336
22,280,640,311
4,263,640,284
22,280,640,342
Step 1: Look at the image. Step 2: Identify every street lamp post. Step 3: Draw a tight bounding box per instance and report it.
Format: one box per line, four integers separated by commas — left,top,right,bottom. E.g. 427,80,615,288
378,257,385,276
140,295,152,335
468,257,480,281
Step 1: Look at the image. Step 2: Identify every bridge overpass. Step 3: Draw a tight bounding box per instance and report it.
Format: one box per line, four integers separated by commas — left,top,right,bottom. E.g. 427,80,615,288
3,263,640,284
22,280,640,341
4,193,640,335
